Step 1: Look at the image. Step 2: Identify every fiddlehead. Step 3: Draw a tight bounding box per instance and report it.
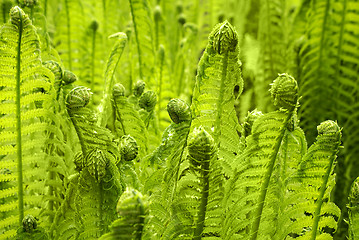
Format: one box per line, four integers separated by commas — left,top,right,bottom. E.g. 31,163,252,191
242,109,263,138
112,83,149,158
62,70,78,85
43,61,63,84
270,73,299,110
191,20,243,178
22,215,37,233
188,127,215,173
66,86,92,110
167,98,191,124
112,83,126,98
99,188,147,239
139,90,157,112
133,80,146,97
212,21,238,55
119,135,139,162
16,214,48,239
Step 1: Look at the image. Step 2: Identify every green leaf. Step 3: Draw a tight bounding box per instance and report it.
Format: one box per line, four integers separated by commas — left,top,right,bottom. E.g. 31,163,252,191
0,6,56,238
191,20,244,178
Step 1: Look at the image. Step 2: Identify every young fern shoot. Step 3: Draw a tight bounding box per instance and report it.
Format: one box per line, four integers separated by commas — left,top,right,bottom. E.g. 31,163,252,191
191,20,243,178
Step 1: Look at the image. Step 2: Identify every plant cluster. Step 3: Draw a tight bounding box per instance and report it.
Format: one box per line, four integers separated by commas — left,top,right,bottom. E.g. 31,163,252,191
0,0,359,240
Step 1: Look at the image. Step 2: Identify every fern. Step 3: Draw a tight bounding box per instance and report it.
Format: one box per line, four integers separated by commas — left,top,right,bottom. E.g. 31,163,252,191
0,6,56,239
51,86,124,239
79,20,104,107
111,83,149,159
254,0,288,112
97,32,128,128
276,120,341,239
53,0,84,73
155,45,174,131
329,0,359,237
348,177,359,240
99,188,147,240
297,0,335,143
191,20,243,177
128,0,155,85
142,98,192,238
222,74,341,239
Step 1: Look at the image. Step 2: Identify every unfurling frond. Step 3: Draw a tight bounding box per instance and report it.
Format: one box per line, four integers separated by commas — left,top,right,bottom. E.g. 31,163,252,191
139,90,157,112
119,135,139,162
191,20,243,177
167,98,191,124
270,73,298,110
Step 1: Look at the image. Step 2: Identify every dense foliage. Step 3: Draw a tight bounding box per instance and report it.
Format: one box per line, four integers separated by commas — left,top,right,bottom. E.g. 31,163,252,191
0,0,358,239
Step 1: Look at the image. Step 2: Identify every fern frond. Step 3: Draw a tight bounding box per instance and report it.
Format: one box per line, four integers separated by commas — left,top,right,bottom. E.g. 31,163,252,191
98,32,127,128
298,0,335,143
276,120,342,239
348,177,359,240
0,6,56,238
128,0,155,85
112,84,148,158
66,86,117,156
329,1,359,237
191,21,243,178
171,127,223,239
254,0,288,111
53,0,84,73
78,20,104,107
222,74,303,239
99,187,147,240
143,100,192,237
76,153,122,239
155,45,174,131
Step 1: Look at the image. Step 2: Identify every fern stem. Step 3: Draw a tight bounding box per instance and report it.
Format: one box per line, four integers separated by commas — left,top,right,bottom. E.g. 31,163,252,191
102,0,107,37
91,25,97,92
98,182,104,234
16,7,24,226
310,151,337,240
250,111,293,240
156,51,164,123
264,0,275,76
68,111,88,156
2,5,6,23
213,52,228,144
44,0,48,18
333,0,348,235
128,0,143,79
193,159,210,240
65,0,72,70
318,0,331,71
171,122,192,203
114,103,127,135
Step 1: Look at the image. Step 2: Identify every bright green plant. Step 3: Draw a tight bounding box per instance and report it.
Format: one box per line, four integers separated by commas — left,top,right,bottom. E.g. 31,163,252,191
1,1,359,240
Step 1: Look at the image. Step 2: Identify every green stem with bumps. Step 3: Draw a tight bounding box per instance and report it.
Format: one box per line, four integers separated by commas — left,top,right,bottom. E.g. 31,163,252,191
16,7,24,225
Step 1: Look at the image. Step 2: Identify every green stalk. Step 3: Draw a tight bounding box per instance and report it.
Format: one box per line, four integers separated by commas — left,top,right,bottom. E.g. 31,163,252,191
44,0,48,18
193,159,210,240
65,0,72,70
16,8,24,226
91,25,97,92
128,0,143,79
250,112,293,240
68,110,88,156
113,102,127,135
213,52,228,144
310,152,337,240
156,50,164,122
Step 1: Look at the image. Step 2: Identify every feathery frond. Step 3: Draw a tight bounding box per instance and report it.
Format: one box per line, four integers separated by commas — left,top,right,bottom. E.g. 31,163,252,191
0,6,56,239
